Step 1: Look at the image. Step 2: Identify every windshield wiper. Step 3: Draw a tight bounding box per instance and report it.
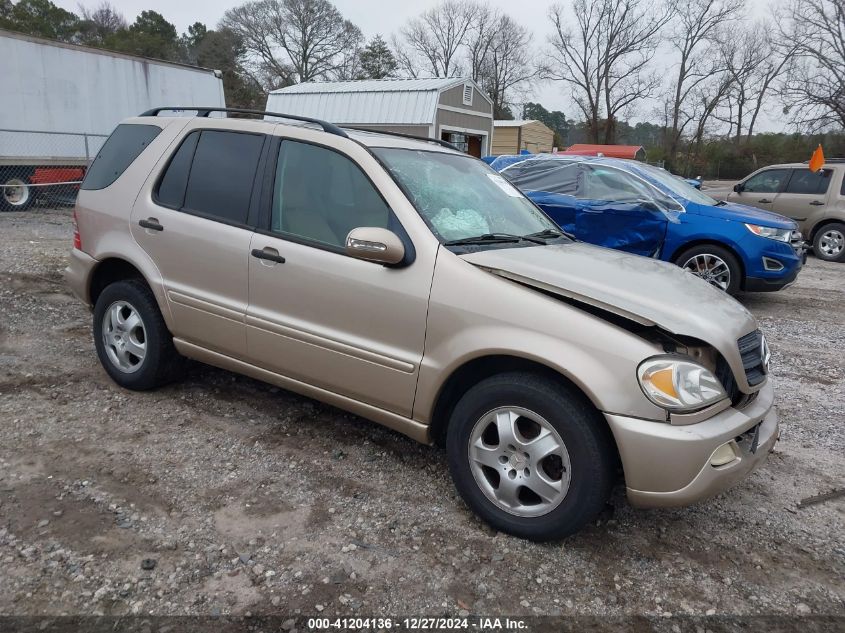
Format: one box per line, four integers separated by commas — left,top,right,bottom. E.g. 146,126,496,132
715,200,727,206
444,233,525,246
523,228,575,241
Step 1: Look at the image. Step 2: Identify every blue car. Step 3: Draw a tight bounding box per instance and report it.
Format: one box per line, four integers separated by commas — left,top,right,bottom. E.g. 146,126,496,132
492,154,805,294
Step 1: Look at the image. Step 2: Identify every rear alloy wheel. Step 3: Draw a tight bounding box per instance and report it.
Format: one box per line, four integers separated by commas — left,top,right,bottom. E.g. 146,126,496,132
813,223,845,262
675,244,741,294
101,300,148,373
93,279,184,390
1,176,34,211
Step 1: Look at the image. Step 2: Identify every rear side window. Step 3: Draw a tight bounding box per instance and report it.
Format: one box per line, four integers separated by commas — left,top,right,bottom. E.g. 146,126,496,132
81,124,161,190
156,131,199,208
155,130,264,225
504,161,583,196
784,168,831,195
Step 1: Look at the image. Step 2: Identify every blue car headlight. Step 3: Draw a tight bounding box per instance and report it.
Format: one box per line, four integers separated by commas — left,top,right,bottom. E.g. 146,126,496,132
745,223,792,242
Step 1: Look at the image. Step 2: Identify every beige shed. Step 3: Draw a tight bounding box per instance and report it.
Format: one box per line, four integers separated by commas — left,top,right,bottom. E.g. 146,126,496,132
492,120,555,155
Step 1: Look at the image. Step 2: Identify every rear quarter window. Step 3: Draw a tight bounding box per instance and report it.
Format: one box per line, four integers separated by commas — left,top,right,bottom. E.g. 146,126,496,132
784,168,831,195
81,124,161,190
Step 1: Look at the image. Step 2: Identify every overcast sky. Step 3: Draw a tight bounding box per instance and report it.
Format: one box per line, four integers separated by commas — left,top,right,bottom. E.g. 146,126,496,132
55,0,782,131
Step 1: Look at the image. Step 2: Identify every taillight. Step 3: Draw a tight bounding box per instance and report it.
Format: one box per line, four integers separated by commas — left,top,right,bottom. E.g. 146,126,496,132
72,210,82,250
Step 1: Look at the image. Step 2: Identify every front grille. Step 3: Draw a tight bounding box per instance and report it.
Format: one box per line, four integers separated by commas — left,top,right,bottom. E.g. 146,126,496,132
716,330,767,405
738,330,766,386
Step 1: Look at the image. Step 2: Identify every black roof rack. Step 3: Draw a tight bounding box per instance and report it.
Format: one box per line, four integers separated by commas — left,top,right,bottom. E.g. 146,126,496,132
342,126,460,152
138,106,348,138
802,157,845,164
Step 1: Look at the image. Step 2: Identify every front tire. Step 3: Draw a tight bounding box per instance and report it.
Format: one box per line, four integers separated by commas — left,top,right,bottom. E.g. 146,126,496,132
446,372,616,541
93,279,184,390
812,223,845,262
675,244,741,294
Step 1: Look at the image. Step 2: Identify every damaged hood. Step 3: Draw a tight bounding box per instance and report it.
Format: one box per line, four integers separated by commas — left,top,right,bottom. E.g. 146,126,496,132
461,243,759,386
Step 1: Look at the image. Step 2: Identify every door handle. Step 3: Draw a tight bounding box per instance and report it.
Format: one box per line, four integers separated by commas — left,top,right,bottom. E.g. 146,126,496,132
809,200,825,206
139,218,164,231
251,247,285,264
758,198,772,204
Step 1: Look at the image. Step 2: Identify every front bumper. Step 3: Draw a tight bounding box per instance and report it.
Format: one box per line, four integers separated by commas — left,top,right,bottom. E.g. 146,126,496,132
739,230,805,292
605,379,778,508
743,267,800,292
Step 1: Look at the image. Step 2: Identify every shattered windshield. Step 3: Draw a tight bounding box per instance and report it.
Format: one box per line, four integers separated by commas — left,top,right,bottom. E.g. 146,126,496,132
372,148,564,247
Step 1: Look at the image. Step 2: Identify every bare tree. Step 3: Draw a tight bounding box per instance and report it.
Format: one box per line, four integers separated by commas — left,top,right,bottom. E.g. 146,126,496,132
744,28,797,140
78,1,126,45
479,15,536,118
221,0,362,87
684,71,734,170
780,0,845,130
720,26,763,143
396,0,480,77
464,3,499,83
663,0,744,161
390,34,420,78
719,21,796,143
544,0,671,144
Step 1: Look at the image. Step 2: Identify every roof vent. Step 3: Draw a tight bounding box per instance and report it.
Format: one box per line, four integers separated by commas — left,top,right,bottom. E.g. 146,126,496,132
462,83,473,106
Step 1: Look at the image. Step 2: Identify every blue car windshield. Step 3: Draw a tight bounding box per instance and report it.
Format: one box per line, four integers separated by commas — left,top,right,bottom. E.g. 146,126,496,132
634,163,719,206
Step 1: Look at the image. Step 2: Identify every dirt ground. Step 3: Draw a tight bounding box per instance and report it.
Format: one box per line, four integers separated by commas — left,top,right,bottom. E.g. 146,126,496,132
0,207,843,622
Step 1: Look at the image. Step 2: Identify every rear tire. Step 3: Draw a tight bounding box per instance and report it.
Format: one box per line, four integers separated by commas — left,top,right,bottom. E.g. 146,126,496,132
675,244,741,294
812,222,845,262
93,279,184,390
446,372,616,541
0,173,35,211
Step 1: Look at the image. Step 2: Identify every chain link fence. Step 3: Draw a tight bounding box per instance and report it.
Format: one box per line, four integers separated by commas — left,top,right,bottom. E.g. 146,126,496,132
0,129,108,211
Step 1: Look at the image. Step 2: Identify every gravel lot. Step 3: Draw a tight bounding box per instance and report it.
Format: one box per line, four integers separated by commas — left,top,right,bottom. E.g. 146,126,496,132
1,207,843,622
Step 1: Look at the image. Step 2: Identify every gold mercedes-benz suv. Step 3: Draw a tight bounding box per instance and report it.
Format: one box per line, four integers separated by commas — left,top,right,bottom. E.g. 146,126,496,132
65,107,779,541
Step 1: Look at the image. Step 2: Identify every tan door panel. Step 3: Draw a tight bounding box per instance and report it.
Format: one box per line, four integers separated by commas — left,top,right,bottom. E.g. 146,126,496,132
246,235,432,417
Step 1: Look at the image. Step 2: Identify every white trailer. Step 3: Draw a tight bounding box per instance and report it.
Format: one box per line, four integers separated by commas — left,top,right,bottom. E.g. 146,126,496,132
0,28,226,210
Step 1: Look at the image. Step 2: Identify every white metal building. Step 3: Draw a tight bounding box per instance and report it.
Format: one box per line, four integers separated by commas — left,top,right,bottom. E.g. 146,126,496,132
266,78,494,157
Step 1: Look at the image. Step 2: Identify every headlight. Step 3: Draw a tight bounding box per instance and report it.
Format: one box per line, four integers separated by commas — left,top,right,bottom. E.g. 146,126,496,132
637,357,727,411
745,223,792,242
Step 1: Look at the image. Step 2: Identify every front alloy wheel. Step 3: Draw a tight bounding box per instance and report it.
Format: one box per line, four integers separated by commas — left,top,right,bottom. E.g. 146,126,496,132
681,253,732,291
468,407,571,517
675,244,741,294
446,372,616,541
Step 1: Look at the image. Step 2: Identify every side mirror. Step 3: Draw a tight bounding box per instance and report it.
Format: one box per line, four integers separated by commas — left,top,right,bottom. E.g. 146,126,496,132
733,182,744,193
345,227,405,265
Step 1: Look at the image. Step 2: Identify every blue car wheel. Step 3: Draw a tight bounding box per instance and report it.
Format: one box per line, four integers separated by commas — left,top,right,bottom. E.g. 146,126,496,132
674,244,742,294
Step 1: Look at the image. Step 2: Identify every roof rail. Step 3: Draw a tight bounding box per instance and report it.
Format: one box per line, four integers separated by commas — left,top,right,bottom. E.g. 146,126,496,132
342,126,460,151
138,106,349,138
802,157,845,163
